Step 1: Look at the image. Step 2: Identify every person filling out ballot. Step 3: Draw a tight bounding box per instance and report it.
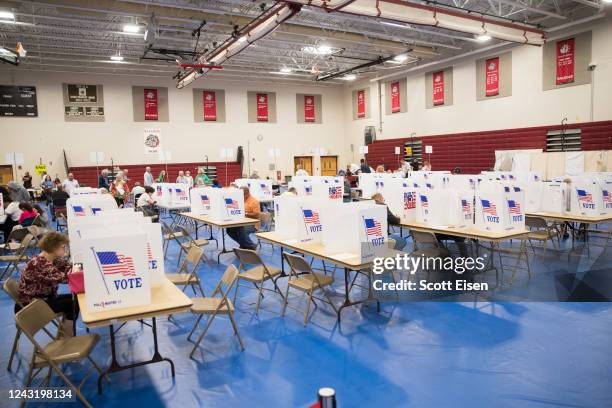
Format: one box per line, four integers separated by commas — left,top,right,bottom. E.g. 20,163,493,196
16,232,77,337
226,187,260,250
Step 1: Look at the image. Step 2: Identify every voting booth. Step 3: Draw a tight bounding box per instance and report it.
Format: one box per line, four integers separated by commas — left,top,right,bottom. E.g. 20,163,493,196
539,182,568,214
234,179,274,202
570,181,610,216
475,182,525,232
320,201,388,263
289,176,343,200
190,186,214,215
207,188,245,222
67,195,118,220
152,183,191,205
381,179,417,221
273,195,330,243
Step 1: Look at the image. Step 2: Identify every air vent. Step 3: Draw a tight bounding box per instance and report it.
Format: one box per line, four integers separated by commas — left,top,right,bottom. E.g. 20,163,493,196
546,129,581,152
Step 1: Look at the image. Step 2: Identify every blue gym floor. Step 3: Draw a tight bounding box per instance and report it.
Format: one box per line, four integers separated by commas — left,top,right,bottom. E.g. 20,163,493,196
1,208,611,407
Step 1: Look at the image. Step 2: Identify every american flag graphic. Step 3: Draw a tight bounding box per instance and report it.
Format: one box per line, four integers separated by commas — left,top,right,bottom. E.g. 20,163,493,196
603,190,611,203
507,200,521,214
364,218,382,237
260,183,271,193
509,175,515,180
200,195,210,205
156,186,163,196
225,198,239,209
305,186,312,195
504,186,510,192
72,205,86,216
91,207,102,215
175,188,188,200
328,186,342,199
513,187,521,192
426,183,433,189
302,209,320,225
481,199,497,216
95,251,136,277
404,192,416,209
461,199,471,213
146,243,154,261
577,189,593,203
420,195,429,208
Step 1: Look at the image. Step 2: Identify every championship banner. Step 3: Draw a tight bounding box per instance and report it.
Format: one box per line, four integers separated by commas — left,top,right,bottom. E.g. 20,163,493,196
304,95,315,122
556,38,575,85
256,93,268,122
144,88,159,120
432,71,444,106
357,90,365,118
391,81,400,113
485,57,499,97
203,90,217,121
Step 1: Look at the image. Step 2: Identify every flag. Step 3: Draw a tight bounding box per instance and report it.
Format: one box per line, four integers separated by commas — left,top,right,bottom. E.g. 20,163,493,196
507,200,521,214
302,209,320,225
156,185,163,196
364,218,382,236
146,243,154,261
328,186,342,199
513,187,521,192
426,183,432,189
404,192,416,210
305,186,312,195
91,207,102,215
95,251,136,277
260,183,271,193
461,199,471,213
481,199,497,216
576,189,593,203
603,190,611,203
175,188,187,199
200,195,210,205
420,195,429,208
72,205,86,216
225,198,239,209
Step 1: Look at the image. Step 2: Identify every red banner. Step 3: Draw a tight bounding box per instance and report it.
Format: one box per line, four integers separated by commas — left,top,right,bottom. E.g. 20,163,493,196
391,81,400,113
203,90,217,121
485,57,499,97
432,71,444,106
144,88,158,120
556,38,575,85
256,93,268,122
304,95,315,122
357,89,365,118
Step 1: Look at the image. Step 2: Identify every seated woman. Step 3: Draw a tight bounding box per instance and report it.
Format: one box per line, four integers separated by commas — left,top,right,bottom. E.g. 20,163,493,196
33,204,51,229
371,193,406,251
111,178,130,207
18,202,38,226
16,232,77,337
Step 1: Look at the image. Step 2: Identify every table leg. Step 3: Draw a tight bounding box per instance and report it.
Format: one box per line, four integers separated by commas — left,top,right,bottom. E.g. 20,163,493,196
97,318,175,395
280,246,285,275
336,267,379,322
216,228,232,263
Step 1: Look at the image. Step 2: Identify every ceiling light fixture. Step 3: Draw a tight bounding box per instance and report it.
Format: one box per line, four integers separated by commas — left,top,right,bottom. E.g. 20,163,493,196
341,74,357,81
393,54,408,62
302,45,333,55
237,35,247,43
110,55,124,62
381,21,411,29
476,34,492,42
0,11,14,19
279,67,292,73
123,24,140,33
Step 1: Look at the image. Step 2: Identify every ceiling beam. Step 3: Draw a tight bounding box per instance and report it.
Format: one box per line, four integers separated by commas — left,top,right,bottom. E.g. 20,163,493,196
495,0,568,19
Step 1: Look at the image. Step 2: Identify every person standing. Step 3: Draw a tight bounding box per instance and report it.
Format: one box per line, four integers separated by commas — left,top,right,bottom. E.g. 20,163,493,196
7,181,31,203
295,164,309,177
157,170,167,183
194,168,210,186
144,166,154,187
61,173,79,194
98,169,110,190
176,171,188,184
184,170,194,187
22,172,33,189
360,159,371,173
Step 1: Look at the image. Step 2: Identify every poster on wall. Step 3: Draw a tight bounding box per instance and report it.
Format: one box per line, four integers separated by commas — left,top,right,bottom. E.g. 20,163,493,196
144,128,162,155
304,95,315,122
144,88,159,120
485,57,500,97
63,84,104,121
357,89,366,118
256,93,268,122
0,85,38,117
203,90,217,121
391,81,400,113
432,71,444,106
556,38,575,85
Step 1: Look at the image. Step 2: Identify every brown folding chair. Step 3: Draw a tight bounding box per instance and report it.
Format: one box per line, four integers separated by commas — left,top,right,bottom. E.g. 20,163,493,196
187,264,245,359
526,216,559,256
0,234,34,281
176,224,210,266
15,299,105,408
282,253,337,325
166,245,206,296
256,212,274,252
0,226,29,253
233,248,284,314
161,220,185,260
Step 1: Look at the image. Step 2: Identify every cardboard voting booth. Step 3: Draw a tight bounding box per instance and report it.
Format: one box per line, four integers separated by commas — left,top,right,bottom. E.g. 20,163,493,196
152,183,190,205
78,232,151,312
524,182,543,213
234,179,273,202
475,183,525,232
273,195,330,242
320,202,388,263
571,182,609,216
311,181,344,201
415,189,449,225
381,179,417,221
539,182,568,214
448,175,477,191
70,187,100,197
208,188,245,222
190,186,214,215
67,195,118,220
447,190,475,228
